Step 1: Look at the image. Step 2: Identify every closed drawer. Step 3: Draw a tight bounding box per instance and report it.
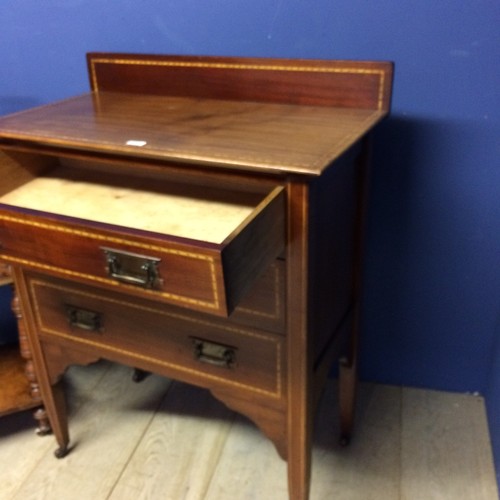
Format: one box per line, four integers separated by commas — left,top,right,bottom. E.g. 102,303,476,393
28,275,284,399
0,153,285,316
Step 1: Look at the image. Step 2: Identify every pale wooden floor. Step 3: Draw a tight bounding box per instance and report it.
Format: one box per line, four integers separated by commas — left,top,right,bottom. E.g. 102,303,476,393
0,361,498,500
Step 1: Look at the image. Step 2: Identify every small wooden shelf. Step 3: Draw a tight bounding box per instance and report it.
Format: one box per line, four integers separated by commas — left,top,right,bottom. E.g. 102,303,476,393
0,343,36,416
0,278,37,417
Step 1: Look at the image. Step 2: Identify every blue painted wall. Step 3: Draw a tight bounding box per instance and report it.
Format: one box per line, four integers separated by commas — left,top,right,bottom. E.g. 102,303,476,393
1,0,499,483
0,286,17,345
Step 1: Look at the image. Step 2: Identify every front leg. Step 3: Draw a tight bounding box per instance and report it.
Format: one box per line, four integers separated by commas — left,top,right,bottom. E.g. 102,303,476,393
10,267,70,458
286,181,314,500
51,380,70,458
9,272,51,435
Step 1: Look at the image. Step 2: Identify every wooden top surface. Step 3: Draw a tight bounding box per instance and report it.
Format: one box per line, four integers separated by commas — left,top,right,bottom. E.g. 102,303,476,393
0,54,393,176
0,92,385,176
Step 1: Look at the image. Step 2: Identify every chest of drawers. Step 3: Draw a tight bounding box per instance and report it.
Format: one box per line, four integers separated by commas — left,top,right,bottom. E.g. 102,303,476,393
0,53,392,499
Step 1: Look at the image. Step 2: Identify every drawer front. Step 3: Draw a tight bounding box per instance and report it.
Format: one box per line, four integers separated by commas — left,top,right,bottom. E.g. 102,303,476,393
0,214,224,311
28,276,284,399
0,183,284,317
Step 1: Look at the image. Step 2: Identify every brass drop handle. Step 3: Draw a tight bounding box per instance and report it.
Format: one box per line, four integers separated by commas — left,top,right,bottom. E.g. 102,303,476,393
191,338,236,369
102,247,161,289
66,305,102,332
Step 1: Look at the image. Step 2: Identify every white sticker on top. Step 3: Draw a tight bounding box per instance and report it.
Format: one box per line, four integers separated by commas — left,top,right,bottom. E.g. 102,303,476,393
126,140,147,147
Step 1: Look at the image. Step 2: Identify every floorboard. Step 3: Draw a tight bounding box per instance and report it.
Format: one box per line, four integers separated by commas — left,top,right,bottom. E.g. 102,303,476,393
109,382,234,500
0,361,497,500
0,361,112,499
401,387,498,500
310,383,402,500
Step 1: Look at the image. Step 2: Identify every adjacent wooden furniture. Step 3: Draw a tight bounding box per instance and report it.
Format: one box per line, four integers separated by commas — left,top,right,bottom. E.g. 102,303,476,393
0,53,392,499
0,264,50,432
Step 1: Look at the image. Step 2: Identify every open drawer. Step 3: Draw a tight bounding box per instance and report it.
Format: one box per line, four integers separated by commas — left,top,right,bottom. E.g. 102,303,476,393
0,151,285,316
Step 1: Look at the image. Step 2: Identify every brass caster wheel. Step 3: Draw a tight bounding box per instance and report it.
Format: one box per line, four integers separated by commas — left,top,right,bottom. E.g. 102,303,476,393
35,426,52,437
339,434,351,447
54,446,70,459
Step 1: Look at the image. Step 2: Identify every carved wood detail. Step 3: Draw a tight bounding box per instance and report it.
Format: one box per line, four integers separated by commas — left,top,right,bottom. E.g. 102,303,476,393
10,286,51,434
211,388,287,460
41,342,102,385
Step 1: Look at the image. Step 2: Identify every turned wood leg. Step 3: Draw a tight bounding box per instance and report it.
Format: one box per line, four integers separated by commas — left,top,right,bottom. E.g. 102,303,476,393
10,288,51,435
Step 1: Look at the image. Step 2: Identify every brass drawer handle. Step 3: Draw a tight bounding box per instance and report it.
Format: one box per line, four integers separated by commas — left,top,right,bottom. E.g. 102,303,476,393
102,247,161,289
191,338,236,369
66,305,102,332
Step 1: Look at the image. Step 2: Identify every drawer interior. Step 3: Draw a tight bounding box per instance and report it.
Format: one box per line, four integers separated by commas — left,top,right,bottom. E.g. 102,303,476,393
0,151,276,244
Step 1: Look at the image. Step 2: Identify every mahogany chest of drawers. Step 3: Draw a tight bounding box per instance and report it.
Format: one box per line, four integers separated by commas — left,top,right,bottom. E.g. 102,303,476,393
0,53,392,499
